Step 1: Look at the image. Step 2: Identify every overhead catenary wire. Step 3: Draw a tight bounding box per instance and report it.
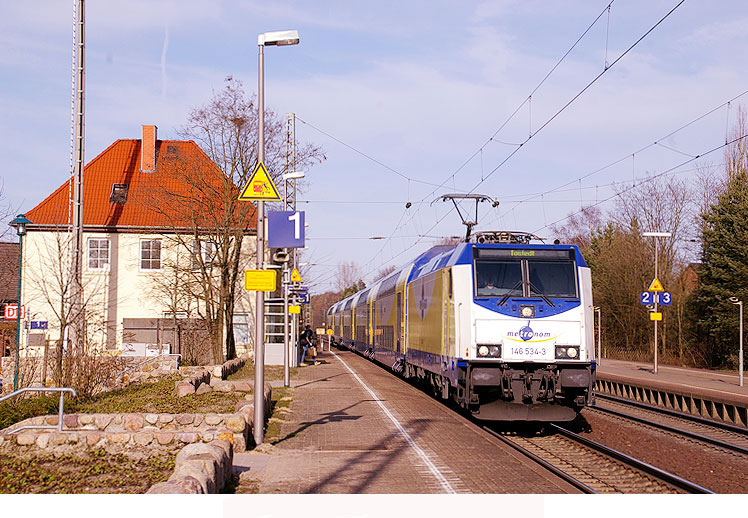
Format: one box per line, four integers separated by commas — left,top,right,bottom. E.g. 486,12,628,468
360,0,687,281
534,132,748,234
492,87,748,223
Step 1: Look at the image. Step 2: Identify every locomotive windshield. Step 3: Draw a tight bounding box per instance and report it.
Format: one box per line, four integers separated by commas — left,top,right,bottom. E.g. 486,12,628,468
475,261,523,297
528,260,577,298
474,248,578,299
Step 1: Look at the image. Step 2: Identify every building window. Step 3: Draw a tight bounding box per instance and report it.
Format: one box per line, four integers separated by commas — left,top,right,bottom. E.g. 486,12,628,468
109,183,129,204
233,313,251,345
140,239,161,270
192,239,216,268
88,238,110,270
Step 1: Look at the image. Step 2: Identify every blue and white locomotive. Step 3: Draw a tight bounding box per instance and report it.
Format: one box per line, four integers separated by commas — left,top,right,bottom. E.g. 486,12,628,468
327,231,596,422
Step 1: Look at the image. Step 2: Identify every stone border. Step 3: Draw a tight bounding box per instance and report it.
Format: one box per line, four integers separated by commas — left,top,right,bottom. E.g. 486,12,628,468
175,358,247,397
0,382,271,453
147,440,234,494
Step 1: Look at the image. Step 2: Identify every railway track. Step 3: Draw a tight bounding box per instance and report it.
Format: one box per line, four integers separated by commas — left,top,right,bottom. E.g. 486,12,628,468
484,424,713,494
592,393,748,456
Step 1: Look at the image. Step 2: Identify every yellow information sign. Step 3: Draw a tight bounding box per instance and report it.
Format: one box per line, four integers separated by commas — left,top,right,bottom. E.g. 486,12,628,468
648,278,664,292
289,305,301,314
238,162,281,201
290,268,303,283
326,329,334,336
650,312,663,321
244,270,276,292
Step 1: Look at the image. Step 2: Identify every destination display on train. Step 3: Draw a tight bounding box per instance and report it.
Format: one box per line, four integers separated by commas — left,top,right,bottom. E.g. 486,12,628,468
474,248,575,260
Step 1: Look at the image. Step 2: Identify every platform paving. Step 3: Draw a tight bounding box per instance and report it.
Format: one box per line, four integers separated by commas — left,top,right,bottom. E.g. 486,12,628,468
234,348,577,494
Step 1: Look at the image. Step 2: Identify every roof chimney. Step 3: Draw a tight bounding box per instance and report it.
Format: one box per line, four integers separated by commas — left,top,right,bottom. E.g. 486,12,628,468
141,125,157,172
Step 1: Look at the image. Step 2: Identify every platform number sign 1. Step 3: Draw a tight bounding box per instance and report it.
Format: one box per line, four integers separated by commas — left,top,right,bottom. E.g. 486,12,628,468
268,211,305,248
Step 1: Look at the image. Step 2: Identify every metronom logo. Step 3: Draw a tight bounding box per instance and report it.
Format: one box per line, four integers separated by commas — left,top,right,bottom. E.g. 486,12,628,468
505,321,552,342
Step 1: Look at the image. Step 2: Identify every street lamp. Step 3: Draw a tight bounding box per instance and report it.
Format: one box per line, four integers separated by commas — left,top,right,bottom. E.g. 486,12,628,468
642,231,671,374
254,29,299,447
10,213,32,392
280,170,304,389
730,296,744,387
594,306,601,366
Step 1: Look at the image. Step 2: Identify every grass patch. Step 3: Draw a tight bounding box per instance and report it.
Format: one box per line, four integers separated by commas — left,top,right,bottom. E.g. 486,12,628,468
0,395,61,431
0,448,175,494
227,362,298,382
264,387,292,443
66,376,245,415
1,376,246,430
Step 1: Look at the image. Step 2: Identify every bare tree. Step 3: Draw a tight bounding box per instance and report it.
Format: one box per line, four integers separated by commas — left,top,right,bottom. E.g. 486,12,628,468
23,229,125,394
550,205,603,250
142,77,323,363
335,261,364,294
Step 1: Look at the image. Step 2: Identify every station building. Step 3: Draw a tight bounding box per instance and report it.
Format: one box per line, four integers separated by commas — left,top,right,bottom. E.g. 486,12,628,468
15,125,258,363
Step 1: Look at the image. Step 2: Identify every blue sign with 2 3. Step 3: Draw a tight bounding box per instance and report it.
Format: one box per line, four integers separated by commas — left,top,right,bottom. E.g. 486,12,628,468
640,292,672,305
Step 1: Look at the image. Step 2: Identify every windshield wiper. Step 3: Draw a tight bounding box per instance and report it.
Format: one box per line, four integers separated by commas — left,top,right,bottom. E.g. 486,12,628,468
528,281,556,307
497,280,523,306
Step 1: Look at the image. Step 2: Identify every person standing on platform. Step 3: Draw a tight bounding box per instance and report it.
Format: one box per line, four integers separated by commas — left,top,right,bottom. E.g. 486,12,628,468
300,325,318,365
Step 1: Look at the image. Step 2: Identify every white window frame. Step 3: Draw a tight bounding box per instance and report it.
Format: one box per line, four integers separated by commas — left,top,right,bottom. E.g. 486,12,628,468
192,239,216,268
140,238,162,271
87,238,110,270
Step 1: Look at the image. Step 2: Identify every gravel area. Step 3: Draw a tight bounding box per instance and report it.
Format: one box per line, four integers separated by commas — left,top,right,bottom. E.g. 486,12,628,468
569,408,748,493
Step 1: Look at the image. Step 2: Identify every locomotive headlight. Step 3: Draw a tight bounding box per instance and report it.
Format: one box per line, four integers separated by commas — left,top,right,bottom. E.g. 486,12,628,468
519,305,536,318
555,346,580,359
477,344,501,357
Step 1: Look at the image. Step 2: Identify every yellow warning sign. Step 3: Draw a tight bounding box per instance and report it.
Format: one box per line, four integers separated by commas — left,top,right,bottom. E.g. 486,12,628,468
289,305,301,314
650,312,663,321
648,278,664,292
238,162,281,201
290,268,302,283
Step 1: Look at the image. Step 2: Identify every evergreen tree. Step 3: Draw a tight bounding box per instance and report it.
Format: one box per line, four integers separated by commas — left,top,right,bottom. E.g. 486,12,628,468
691,169,748,367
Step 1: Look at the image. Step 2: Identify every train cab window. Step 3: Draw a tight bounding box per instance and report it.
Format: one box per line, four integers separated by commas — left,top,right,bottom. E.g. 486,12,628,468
528,260,577,298
475,260,523,297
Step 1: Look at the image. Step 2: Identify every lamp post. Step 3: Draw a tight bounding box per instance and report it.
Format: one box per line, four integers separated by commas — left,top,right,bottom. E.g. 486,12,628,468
642,231,671,374
730,297,744,387
10,214,32,392
254,29,299,446
594,306,601,366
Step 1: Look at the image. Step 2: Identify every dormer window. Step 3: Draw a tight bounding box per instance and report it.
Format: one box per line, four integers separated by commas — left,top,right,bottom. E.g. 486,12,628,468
110,183,129,204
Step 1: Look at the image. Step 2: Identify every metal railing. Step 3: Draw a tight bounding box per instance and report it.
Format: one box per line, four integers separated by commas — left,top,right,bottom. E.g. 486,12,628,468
106,353,182,383
0,387,77,434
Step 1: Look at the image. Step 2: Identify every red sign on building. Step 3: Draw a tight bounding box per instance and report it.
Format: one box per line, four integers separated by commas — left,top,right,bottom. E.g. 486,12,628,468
3,305,26,320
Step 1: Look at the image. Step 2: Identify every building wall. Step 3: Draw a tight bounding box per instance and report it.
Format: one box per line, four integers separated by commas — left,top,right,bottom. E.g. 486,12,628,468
20,229,257,358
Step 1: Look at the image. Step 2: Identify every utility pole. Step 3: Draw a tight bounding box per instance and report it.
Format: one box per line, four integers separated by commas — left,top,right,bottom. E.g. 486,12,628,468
69,0,86,351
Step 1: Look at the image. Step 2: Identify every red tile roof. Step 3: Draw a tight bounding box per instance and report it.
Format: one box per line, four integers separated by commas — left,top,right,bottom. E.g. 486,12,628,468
26,139,256,232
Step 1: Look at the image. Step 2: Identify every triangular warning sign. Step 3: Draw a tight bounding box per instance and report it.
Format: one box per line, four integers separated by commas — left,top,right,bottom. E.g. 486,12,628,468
238,162,281,201
290,268,302,283
648,278,664,292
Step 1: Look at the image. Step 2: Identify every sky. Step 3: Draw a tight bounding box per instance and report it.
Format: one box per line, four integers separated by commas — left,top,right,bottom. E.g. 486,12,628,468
2,1,748,293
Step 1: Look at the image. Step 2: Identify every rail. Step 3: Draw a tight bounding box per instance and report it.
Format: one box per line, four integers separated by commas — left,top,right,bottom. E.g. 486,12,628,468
0,387,77,434
106,353,182,383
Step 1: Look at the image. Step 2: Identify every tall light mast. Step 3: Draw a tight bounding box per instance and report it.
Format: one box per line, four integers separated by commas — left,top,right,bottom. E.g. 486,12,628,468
69,0,86,348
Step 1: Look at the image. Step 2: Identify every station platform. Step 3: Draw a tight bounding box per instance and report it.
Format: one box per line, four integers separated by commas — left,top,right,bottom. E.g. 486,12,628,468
233,347,577,494
595,359,748,427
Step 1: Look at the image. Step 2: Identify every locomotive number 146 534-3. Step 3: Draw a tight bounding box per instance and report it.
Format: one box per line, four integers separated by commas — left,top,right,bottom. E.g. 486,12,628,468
506,346,552,360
